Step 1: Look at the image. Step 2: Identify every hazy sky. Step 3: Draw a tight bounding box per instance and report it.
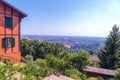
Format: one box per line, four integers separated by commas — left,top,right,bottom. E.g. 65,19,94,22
7,0,120,37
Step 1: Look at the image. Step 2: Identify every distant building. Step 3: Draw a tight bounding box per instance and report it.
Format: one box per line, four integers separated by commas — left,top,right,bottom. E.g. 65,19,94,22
83,66,118,79
0,0,27,63
64,43,71,48
89,55,100,66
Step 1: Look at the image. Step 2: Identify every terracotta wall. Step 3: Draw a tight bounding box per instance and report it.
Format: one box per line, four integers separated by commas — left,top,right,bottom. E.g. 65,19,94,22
0,3,21,62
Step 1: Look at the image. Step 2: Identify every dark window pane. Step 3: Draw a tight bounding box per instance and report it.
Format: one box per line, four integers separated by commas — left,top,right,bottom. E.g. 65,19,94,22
2,37,15,48
2,38,6,48
12,38,15,47
5,17,12,28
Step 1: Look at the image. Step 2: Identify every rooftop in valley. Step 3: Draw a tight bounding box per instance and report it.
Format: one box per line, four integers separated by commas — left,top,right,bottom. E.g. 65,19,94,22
83,66,118,77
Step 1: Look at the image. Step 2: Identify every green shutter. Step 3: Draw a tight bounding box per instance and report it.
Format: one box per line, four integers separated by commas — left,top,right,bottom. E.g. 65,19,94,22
5,17,12,28
2,38,6,48
12,38,15,47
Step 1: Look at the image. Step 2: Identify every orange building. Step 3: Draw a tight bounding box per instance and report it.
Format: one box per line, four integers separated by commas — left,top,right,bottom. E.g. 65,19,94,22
0,0,27,63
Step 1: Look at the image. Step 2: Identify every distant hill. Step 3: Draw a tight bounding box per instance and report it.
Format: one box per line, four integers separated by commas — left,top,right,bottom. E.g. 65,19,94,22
21,35,105,54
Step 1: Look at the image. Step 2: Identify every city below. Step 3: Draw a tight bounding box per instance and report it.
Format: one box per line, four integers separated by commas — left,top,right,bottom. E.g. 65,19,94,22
21,35,105,54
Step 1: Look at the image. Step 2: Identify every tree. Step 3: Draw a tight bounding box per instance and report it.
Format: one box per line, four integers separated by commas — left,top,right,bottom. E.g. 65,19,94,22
114,73,120,80
30,40,41,60
98,25,120,69
70,50,92,71
52,43,66,56
46,54,67,71
39,42,53,58
21,38,33,57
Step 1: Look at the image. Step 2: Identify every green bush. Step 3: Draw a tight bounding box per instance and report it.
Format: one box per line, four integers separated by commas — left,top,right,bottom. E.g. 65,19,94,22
116,68,120,73
70,50,92,71
25,55,33,62
114,73,120,80
46,54,67,71
38,67,54,77
35,59,46,67
86,77,98,80
21,75,37,80
63,68,86,80
0,61,5,70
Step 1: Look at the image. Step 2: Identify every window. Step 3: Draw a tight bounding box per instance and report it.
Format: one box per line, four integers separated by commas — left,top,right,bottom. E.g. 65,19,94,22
5,17,12,28
2,37,15,48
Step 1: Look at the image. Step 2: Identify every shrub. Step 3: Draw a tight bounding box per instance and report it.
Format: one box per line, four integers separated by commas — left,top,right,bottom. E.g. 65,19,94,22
114,73,120,80
35,59,46,67
116,68,120,73
63,68,86,80
86,77,98,80
13,63,21,71
25,55,33,62
70,50,92,71
38,67,54,77
0,61,5,70
46,54,67,71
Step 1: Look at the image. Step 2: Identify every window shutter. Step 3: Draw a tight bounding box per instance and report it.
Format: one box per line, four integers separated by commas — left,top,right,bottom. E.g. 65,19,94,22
2,38,6,48
5,17,12,28
12,38,15,47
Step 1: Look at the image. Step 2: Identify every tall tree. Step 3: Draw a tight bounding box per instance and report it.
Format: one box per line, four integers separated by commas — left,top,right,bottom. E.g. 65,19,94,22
30,40,41,60
98,25,120,69
70,50,92,71
52,43,66,56
21,38,33,57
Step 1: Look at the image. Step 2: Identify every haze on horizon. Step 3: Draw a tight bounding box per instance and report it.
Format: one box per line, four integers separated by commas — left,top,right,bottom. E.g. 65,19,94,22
7,0,120,37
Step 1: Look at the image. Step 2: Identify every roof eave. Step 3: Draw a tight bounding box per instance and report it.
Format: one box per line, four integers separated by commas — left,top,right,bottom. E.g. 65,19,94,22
0,0,27,18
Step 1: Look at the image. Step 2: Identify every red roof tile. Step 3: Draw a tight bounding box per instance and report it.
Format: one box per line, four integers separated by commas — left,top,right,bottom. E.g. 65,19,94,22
83,66,118,76
0,0,27,18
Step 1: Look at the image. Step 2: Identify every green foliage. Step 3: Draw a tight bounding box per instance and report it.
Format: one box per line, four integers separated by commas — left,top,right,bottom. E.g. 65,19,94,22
70,50,92,71
20,38,91,79
38,67,54,77
86,77,98,80
20,63,38,76
21,38,66,60
20,62,53,79
39,42,53,58
116,68,120,73
21,38,33,57
46,54,67,71
0,50,91,80
113,73,120,80
63,68,86,80
25,55,33,62
0,61,16,80
30,40,41,60
20,75,37,80
0,61,5,69
35,59,46,67
52,43,66,56
86,77,104,80
58,51,71,60
98,25,120,69
46,51,90,79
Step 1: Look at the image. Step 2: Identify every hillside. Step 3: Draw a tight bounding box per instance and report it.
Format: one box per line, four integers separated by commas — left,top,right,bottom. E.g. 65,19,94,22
21,35,105,54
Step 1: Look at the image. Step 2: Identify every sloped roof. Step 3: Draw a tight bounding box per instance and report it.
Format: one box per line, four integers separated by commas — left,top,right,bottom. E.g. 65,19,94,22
0,0,27,18
43,74,74,80
83,66,118,77
89,55,100,62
